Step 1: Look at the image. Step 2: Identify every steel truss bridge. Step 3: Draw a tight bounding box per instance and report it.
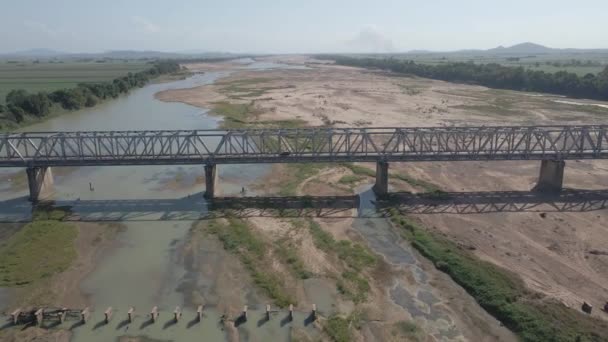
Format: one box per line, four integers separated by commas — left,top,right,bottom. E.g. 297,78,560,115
1,125,607,167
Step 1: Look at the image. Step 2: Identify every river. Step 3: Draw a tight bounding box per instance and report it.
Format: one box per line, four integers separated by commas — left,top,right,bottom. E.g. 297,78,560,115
0,62,317,341
0,60,512,341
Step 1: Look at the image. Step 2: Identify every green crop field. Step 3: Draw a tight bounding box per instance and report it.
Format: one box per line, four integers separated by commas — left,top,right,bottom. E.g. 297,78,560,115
0,60,150,104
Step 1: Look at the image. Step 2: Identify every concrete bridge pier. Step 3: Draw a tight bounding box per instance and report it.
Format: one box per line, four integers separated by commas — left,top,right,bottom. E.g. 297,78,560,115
26,166,54,202
373,161,389,197
534,160,565,192
204,164,217,199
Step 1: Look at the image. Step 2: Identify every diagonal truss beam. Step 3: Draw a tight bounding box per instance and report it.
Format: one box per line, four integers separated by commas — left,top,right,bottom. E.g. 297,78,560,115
0,125,606,167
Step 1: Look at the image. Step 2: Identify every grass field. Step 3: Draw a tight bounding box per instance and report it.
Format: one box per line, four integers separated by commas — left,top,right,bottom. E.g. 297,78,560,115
0,207,77,287
0,60,150,103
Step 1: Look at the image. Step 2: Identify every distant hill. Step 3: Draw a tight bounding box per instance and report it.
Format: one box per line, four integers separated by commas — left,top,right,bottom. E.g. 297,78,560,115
0,49,241,60
487,42,555,54
406,42,608,56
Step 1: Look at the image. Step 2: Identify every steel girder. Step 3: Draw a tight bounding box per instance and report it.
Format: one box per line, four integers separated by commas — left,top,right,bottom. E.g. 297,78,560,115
0,125,606,167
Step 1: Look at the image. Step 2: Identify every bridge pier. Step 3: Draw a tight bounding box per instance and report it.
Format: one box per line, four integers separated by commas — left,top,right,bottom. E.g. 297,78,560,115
26,166,54,202
534,160,565,192
373,161,389,197
204,164,217,199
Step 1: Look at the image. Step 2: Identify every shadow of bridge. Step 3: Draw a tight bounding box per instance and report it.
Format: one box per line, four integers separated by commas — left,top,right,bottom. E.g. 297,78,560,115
0,189,606,222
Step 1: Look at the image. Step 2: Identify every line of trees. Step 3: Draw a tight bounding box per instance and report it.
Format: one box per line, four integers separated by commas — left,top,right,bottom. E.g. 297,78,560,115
0,61,180,124
326,56,608,101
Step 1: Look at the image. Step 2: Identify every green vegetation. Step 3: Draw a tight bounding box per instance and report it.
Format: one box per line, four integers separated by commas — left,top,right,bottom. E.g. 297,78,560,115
217,77,274,99
397,83,423,95
217,77,296,100
328,56,608,101
392,321,424,341
275,238,313,279
0,210,77,287
0,60,149,104
279,163,326,196
340,163,376,177
205,218,296,307
387,210,608,342
391,173,442,193
307,219,376,302
210,78,306,129
324,315,351,342
210,101,255,128
0,60,180,131
210,100,306,129
338,174,364,185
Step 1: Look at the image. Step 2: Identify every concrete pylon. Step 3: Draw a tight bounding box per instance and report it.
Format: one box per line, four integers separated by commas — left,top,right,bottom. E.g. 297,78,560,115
534,160,565,192
26,167,54,202
204,164,217,199
372,161,389,197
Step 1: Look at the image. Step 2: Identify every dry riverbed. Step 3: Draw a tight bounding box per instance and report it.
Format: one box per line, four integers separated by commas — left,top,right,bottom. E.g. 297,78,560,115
156,56,608,340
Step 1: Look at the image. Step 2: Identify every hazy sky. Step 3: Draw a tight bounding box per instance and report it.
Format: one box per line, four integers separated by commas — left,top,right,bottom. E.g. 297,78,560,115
1,0,607,53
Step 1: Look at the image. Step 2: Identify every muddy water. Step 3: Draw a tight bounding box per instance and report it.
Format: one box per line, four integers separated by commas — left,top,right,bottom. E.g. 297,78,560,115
0,63,317,341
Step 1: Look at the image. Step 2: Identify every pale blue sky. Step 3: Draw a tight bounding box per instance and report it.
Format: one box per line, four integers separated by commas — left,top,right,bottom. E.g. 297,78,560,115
1,0,606,53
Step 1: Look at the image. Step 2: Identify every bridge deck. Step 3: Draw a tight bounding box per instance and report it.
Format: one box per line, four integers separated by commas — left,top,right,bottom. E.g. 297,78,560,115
1,125,606,167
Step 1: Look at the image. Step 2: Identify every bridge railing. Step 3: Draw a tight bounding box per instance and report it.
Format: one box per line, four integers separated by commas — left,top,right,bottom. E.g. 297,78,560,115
0,125,606,166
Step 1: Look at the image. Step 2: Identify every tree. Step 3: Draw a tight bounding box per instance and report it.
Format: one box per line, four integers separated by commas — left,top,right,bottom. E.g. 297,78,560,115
5,89,51,117
597,66,608,99
50,89,86,110
7,104,25,123
6,89,28,106
85,94,98,107
327,56,608,101
24,92,52,117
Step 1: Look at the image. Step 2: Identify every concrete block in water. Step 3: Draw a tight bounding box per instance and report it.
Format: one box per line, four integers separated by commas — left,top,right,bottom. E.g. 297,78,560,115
127,307,135,323
174,306,182,322
104,307,113,323
196,305,203,322
150,306,159,323
10,308,21,325
35,309,44,327
80,307,90,324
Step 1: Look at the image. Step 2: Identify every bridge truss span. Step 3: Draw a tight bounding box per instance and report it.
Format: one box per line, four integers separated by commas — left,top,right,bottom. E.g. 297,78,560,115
0,125,607,167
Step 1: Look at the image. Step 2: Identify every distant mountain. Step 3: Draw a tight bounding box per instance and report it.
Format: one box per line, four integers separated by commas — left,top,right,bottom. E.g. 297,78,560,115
487,42,554,54
397,42,608,56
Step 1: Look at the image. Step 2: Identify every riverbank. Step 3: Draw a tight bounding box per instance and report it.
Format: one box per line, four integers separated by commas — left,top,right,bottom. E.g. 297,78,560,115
0,61,181,132
0,68,230,342
0,207,123,341
156,55,608,340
